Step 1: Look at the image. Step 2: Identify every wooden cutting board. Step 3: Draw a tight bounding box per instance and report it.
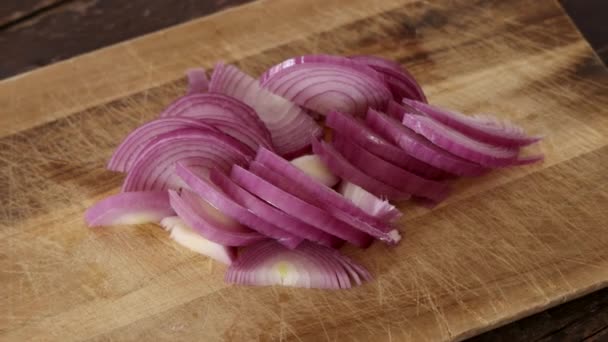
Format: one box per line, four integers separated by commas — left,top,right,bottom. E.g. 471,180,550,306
2,0,607,340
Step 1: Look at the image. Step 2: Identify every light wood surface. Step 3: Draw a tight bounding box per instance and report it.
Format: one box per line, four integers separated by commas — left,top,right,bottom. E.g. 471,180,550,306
2,0,607,341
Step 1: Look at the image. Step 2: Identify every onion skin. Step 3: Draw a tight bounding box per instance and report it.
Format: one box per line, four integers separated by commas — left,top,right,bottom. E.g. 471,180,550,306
365,108,489,177
85,191,174,227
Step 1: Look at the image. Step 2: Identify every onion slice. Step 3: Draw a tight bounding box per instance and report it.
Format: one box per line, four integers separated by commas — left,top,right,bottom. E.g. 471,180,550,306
312,138,410,201
169,189,265,246
210,170,339,248
160,216,236,264
259,55,391,116
122,128,251,192
159,93,270,142
209,63,321,158
332,134,450,203
254,148,401,241
339,182,400,222
365,108,488,176
401,114,520,167
350,55,427,103
175,164,302,249
402,99,542,147
107,118,220,173
225,240,371,289
85,191,174,227
326,110,448,179
186,68,209,94
290,154,339,187
230,165,373,248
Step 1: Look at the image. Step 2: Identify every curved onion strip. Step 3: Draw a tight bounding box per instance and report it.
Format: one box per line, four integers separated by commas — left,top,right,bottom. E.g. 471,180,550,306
193,117,270,153
365,108,488,176
350,55,427,103
290,155,339,187
332,134,450,202
161,216,236,264
175,164,301,249
402,99,542,147
169,189,265,246
225,240,371,288
402,114,520,167
249,160,400,244
326,110,449,180
210,170,339,248
230,165,373,248
107,118,221,173
186,68,209,94
339,182,401,222
312,139,410,201
159,93,271,141
122,128,250,192
260,60,391,116
85,191,174,227
254,147,400,228
209,63,321,158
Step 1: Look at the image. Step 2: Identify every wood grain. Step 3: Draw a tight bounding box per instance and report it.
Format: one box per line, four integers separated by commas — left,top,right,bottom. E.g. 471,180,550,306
2,0,607,341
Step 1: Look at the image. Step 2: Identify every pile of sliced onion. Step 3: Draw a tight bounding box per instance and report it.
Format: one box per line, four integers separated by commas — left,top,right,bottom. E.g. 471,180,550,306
86,54,543,289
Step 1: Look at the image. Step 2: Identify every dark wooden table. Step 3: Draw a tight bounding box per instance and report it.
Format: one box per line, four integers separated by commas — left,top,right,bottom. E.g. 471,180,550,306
1,1,606,340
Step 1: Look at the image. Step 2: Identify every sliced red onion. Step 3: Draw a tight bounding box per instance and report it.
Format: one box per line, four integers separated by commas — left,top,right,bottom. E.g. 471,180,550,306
169,189,265,246
290,154,339,187
230,165,373,248
209,170,339,248
225,240,371,289
332,135,450,203
365,108,488,176
175,164,301,249
402,99,542,147
209,63,321,158
122,128,251,192
350,55,427,103
401,114,520,167
191,117,270,153
325,110,449,180
312,139,410,201
107,118,220,173
259,55,391,116
254,148,400,242
186,68,209,94
510,154,545,165
159,93,271,142
160,216,236,265
85,191,174,227
339,182,400,222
